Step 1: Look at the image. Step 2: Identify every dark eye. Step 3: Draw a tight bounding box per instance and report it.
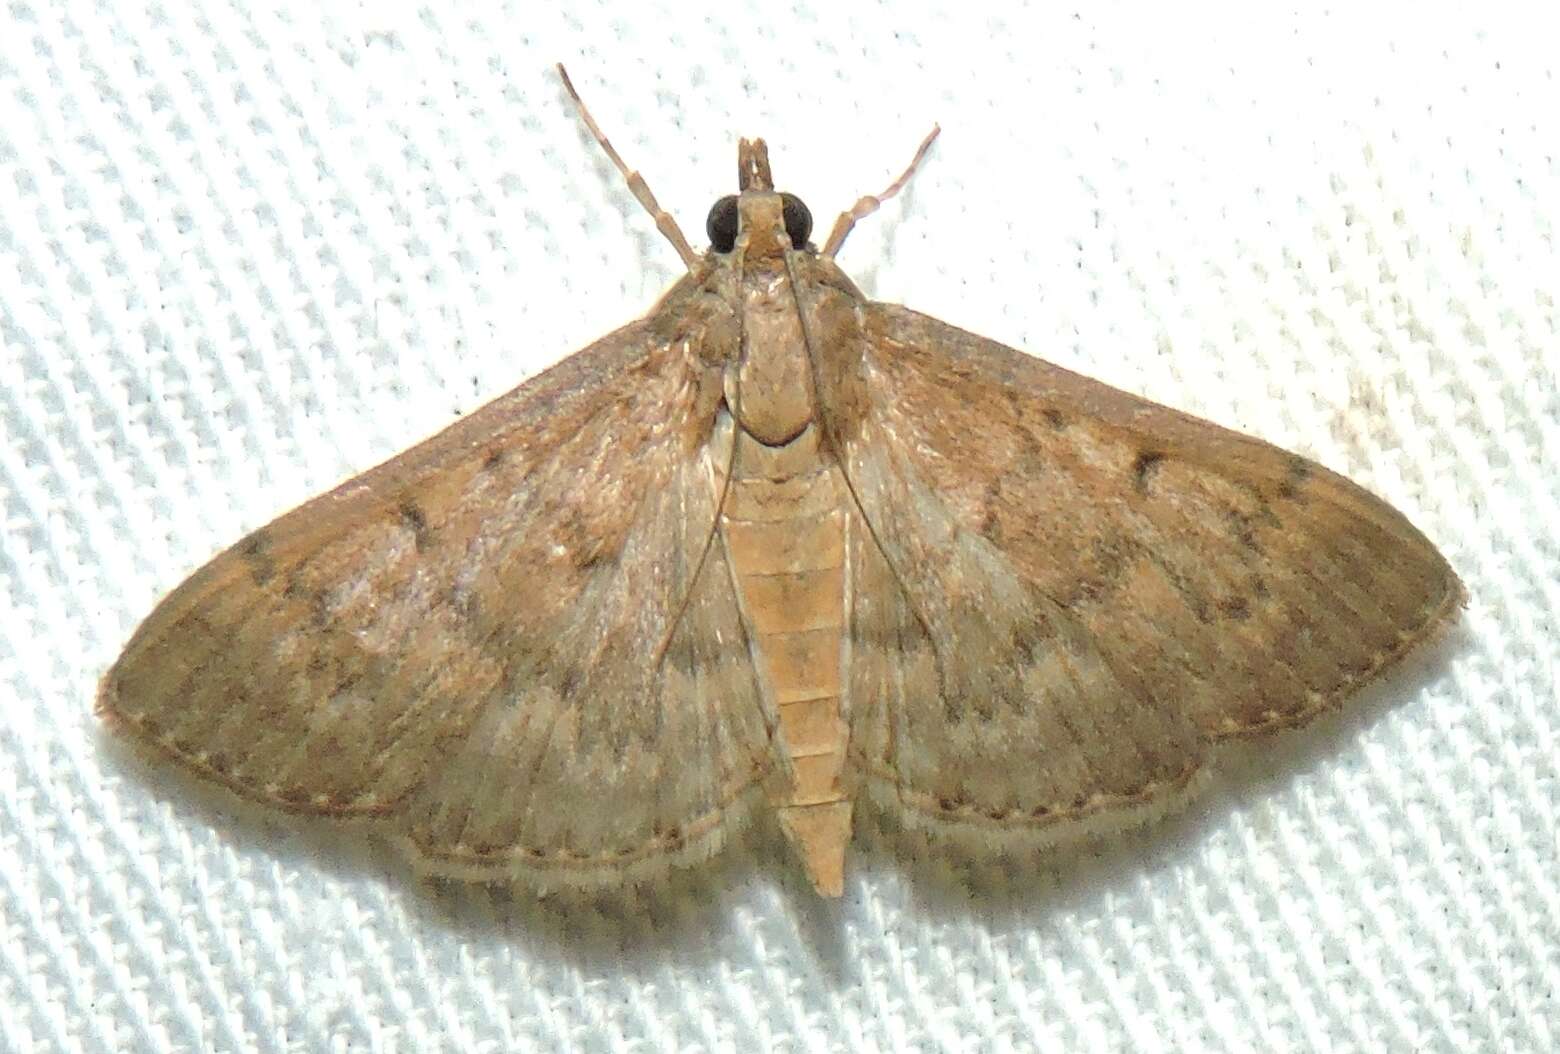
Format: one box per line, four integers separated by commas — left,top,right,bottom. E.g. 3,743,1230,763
780,193,812,249
706,195,739,253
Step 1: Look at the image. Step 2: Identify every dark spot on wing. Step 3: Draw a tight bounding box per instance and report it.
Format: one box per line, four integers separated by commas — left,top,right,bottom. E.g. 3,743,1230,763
1146,549,1212,624
552,507,617,571
1132,450,1167,495
398,500,432,552
1008,610,1057,668
1042,407,1067,430
1011,630,1038,668
666,632,704,678
1013,426,1048,477
239,531,276,586
573,547,615,571
482,447,507,472
1062,537,1135,608
1219,595,1252,621
978,479,1003,542
1223,506,1264,553
1276,456,1313,501
311,590,333,629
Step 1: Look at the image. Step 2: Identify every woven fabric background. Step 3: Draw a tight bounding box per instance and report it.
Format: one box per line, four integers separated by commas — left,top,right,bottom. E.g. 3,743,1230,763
3,3,1555,1051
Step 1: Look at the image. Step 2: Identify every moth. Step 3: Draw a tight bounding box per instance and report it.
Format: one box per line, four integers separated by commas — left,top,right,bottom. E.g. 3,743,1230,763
99,68,1463,898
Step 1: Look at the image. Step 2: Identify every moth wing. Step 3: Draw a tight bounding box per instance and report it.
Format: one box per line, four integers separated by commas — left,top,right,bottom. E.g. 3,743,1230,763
835,302,1463,833
100,293,779,883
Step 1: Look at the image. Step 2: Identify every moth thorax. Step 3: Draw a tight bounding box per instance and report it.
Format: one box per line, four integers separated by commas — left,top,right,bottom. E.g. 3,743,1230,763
727,271,817,446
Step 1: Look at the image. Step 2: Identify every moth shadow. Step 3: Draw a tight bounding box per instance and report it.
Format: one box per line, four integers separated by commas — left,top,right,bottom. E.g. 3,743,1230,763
96,726,839,969
405,821,854,975
97,722,425,889
856,622,1470,922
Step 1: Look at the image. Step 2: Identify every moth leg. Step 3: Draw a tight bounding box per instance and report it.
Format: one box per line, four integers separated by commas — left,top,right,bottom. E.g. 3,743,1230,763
820,125,941,259
557,63,700,269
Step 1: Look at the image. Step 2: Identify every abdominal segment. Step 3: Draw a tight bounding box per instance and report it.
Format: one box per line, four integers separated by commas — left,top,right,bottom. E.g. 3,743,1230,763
716,420,854,895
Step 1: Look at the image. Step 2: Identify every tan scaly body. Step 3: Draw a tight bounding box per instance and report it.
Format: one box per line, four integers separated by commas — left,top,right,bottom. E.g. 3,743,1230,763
716,422,852,895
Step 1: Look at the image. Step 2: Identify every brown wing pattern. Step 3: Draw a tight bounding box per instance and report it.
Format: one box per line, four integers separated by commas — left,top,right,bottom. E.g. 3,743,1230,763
100,285,779,883
835,303,1463,833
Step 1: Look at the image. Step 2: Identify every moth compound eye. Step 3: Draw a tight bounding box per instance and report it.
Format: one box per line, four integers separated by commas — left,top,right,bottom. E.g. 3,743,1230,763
706,195,739,253
781,193,813,250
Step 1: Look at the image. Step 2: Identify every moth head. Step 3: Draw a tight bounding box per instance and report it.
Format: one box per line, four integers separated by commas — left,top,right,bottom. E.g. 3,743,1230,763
705,138,814,258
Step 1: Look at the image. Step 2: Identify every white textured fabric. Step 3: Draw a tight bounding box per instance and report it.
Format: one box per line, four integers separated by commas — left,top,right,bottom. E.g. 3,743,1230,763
4,3,1555,1051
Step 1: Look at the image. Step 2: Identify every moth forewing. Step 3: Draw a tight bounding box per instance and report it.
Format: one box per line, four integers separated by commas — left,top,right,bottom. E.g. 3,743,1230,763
100,69,1462,899
833,303,1463,832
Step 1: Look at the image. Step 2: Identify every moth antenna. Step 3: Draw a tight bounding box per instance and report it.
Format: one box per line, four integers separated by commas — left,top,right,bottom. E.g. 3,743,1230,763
820,125,941,259
557,63,700,269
